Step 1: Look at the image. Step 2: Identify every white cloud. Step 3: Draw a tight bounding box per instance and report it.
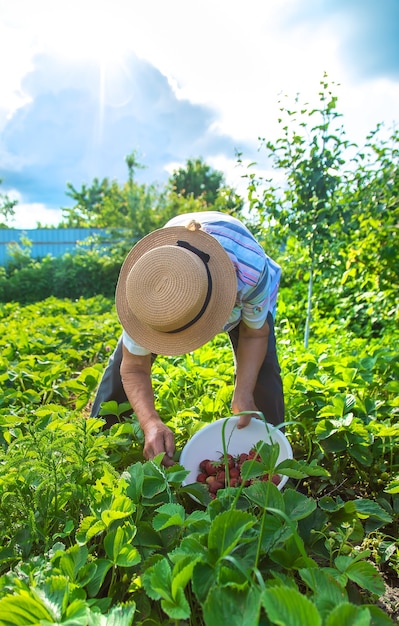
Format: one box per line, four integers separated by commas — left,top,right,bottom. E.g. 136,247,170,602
9,201,62,229
1,0,399,228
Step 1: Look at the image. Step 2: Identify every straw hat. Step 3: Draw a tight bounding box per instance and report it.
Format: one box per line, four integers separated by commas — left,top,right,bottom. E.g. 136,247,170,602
115,222,237,356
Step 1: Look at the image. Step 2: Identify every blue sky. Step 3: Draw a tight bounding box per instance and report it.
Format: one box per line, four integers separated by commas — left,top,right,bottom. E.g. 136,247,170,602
1,0,399,228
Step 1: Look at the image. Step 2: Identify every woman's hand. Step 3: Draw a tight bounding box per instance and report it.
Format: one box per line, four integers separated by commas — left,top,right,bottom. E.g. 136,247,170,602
231,389,259,428
142,419,176,466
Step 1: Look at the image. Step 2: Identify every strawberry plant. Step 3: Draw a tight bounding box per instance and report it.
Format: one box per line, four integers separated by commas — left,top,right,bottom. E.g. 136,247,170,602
0,296,397,624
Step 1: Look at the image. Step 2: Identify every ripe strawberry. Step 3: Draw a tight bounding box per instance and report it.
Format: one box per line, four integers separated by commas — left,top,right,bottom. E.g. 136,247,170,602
226,454,236,470
228,467,240,480
229,478,240,488
208,480,224,494
199,459,210,472
271,474,281,486
196,473,207,483
216,470,226,484
204,461,218,476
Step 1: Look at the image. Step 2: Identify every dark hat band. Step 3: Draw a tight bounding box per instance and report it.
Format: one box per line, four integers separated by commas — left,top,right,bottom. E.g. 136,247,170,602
167,240,213,334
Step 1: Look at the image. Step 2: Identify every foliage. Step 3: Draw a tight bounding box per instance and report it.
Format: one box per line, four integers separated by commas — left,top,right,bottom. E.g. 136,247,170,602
0,296,397,624
167,157,244,215
169,157,224,203
0,77,398,623
245,75,398,344
0,178,17,227
61,174,161,236
0,246,124,303
60,155,244,242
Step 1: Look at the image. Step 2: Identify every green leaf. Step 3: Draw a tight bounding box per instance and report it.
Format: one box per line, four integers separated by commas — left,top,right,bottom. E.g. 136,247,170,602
240,459,266,481
123,463,144,504
203,585,261,626
47,598,88,625
245,480,284,511
256,440,281,467
0,591,53,625
192,562,215,604
86,601,136,626
180,481,210,505
345,561,385,596
171,554,201,598
208,510,256,561
270,534,314,570
58,545,89,582
141,474,166,498
366,603,397,625
101,495,135,526
99,400,120,417
283,489,316,521
319,496,343,513
152,503,186,531
324,603,371,626
161,585,191,620
37,575,70,620
299,568,347,616
385,479,399,494
262,586,322,626
76,518,106,544
259,514,293,553
85,559,113,597
354,499,392,524
103,526,140,566
165,464,190,484
143,558,172,602
349,445,374,466
134,521,163,549
115,544,141,568
277,458,329,478
171,534,209,564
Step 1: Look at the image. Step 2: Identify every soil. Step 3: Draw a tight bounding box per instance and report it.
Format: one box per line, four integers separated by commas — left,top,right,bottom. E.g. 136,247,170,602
378,578,399,623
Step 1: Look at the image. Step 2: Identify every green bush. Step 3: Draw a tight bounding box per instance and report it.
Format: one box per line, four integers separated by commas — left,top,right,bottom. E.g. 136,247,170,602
0,249,123,303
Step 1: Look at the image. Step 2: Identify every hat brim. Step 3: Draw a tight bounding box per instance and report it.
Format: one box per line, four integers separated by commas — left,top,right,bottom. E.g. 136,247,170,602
115,226,237,356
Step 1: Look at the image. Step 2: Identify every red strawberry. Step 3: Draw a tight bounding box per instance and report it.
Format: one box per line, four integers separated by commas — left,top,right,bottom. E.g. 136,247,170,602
216,470,226,484
229,478,240,488
208,480,224,494
199,459,210,472
229,467,240,480
204,461,218,476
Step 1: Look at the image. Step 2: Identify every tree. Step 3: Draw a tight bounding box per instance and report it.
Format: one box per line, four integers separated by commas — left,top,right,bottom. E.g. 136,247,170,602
60,153,161,240
167,157,244,217
247,76,354,346
169,158,225,205
61,155,245,253
0,179,18,228
336,125,399,335
62,178,110,227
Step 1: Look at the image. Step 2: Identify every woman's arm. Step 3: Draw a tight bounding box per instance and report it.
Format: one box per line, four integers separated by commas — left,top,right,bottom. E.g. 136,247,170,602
120,345,175,465
231,317,270,428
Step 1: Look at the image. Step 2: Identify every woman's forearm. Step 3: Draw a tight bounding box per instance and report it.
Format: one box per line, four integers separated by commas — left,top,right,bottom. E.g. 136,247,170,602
232,319,269,420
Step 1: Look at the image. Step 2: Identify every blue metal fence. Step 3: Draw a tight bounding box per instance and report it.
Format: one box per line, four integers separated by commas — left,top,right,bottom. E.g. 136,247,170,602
0,228,110,266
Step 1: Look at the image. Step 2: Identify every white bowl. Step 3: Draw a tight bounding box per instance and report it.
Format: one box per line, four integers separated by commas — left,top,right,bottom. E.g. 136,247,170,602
180,416,292,492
